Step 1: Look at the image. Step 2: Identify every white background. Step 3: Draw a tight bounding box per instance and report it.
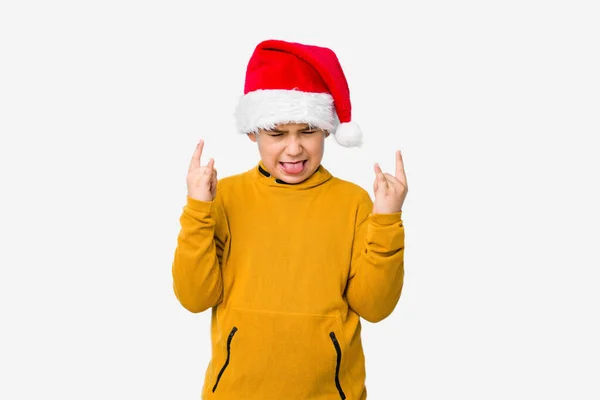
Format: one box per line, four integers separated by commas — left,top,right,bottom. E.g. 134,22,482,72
1,1,599,399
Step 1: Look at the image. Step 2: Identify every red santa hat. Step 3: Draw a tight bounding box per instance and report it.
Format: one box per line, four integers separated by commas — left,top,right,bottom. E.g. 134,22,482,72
234,39,363,147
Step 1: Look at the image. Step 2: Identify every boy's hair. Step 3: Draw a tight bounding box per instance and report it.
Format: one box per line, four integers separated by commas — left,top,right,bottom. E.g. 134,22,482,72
234,39,363,148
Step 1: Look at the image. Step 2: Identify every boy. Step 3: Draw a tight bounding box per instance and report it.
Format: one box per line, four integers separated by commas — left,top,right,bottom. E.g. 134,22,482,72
172,39,407,399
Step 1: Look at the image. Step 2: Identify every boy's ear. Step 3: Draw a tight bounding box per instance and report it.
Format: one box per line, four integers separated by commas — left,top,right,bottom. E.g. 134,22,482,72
247,133,257,142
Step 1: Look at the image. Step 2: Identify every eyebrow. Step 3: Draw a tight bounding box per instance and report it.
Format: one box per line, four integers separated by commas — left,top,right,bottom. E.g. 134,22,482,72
270,125,315,133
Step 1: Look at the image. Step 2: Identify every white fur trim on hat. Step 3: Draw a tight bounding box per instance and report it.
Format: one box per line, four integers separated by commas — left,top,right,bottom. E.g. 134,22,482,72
234,89,337,134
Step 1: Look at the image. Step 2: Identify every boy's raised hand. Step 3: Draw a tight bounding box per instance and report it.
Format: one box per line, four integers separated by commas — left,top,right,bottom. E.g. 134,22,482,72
187,140,217,202
372,150,408,215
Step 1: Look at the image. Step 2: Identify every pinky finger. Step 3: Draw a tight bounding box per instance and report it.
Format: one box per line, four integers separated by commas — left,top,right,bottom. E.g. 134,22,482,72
374,163,388,185
204,158,215,175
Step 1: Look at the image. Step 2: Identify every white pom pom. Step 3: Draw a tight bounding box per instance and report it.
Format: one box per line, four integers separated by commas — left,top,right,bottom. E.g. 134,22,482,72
333,121,363,147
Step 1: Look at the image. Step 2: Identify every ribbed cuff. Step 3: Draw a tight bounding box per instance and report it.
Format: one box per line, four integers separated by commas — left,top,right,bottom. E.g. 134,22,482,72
370,211,403,226
186,195,214,213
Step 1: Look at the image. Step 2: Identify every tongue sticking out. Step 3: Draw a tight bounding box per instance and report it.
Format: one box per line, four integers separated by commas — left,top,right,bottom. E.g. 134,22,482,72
280,161,305,174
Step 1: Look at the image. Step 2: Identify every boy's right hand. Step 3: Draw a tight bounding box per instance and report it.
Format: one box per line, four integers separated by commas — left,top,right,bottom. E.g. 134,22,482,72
187,140,217,202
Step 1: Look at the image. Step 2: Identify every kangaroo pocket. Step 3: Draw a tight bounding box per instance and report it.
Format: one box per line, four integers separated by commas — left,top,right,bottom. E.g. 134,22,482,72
210,307,349,399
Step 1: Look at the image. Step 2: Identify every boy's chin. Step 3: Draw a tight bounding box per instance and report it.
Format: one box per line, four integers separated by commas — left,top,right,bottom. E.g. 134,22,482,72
275,172,306,184
280,175,307,184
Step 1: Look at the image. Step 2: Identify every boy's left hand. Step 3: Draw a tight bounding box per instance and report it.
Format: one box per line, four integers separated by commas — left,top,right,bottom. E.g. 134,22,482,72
373,150,408,214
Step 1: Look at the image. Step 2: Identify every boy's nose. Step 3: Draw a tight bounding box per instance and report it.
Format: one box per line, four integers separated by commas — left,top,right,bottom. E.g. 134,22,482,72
285,137,303,156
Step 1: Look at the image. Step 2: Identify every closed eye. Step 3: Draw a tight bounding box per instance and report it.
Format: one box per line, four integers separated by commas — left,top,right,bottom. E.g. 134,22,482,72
264,129,317,136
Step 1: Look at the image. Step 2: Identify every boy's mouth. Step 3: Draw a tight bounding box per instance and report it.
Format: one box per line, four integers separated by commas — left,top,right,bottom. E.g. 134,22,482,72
279,160,307,175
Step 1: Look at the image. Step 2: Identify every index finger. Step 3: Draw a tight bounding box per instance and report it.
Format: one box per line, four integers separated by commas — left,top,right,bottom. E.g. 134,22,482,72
189,140,204,170
395,150,406,181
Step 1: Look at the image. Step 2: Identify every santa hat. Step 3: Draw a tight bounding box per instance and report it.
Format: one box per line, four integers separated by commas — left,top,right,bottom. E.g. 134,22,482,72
234,39,363,147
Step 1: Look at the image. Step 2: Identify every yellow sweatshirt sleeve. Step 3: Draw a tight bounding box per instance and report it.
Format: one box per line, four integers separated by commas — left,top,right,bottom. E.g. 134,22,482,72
171,194,229,313
346,194,405,323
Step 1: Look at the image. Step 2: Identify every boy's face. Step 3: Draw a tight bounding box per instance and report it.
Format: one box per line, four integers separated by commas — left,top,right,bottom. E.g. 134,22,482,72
248,123,330,184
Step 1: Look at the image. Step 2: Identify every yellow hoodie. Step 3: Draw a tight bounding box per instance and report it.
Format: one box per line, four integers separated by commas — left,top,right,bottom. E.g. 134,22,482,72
172,162,405,399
